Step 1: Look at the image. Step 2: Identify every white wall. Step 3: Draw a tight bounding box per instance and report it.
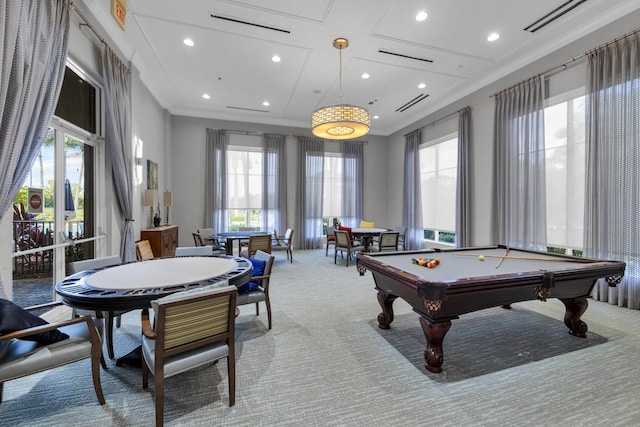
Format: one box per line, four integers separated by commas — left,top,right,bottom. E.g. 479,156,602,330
170,116,389,247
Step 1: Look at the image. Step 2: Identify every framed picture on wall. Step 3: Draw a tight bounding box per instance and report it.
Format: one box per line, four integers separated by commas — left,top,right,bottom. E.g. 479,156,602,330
147,160,158,190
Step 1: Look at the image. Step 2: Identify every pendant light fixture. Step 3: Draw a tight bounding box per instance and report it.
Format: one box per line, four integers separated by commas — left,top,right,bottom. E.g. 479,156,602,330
311,38,370,140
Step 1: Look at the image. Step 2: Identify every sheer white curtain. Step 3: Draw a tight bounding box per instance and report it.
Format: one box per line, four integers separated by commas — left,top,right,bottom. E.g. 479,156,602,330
585,31,640,309
102,44,135,263
295,137,324,249
0,0,70,295
456,107,472,247
262,133,287,234
205,129,228,234
341,141,364,228
402,130,423,250
492,76,547,250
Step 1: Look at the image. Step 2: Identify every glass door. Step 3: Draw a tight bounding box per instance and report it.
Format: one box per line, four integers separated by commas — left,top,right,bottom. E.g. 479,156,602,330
12,125,96,307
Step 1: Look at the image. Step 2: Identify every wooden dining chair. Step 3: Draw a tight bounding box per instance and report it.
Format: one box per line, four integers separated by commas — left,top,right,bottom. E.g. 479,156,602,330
272,228,294,263
237,250,275,329
69,255,124,362
325,226,336,256
334,230,363,267
136,240,154,260
141,285,237,427
370,231,400,252
239,234,272,258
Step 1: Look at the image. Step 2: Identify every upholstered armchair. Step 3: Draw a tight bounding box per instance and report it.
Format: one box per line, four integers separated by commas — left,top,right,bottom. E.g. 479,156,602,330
0,300,105,405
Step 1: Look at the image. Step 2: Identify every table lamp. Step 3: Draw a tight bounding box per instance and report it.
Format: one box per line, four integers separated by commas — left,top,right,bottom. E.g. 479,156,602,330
144,189,157,228
163,191,172,225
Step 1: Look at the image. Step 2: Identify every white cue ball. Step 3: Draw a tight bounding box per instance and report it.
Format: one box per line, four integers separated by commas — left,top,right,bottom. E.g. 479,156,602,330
478,255,485,261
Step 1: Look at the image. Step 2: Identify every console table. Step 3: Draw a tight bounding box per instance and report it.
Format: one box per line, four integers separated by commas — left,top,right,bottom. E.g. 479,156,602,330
141,225,178,257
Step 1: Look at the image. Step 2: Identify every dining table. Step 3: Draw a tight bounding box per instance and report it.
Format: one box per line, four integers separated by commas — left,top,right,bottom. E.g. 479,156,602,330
214,231,270,256
350,227,389,252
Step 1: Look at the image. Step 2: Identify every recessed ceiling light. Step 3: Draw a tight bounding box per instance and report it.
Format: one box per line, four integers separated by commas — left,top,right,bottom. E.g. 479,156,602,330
272,55,281,63
488,33,500,42
263,101,270,107
373,115,379,120
418,83,426,89
361,73,370,79
202,94,210,99
183,38,194,47
416,11,428,22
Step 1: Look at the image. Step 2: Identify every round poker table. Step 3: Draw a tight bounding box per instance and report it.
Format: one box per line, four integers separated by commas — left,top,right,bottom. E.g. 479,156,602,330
56,255,253,312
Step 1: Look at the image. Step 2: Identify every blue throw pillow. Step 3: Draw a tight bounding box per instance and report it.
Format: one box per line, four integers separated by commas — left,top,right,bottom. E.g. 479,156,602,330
0,299,69,344
238,258,266,294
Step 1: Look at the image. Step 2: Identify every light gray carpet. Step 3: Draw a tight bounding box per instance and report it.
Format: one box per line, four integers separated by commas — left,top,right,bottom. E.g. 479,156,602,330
3,249,640,426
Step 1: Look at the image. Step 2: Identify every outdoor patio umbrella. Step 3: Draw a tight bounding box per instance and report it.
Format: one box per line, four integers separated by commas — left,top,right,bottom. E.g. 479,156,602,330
64,179,76,220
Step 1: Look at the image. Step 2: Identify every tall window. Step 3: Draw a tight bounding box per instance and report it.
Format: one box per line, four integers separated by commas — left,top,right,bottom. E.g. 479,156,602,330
323,153,342,228
227,147,263,230
419,134,458,244
544,92,585,253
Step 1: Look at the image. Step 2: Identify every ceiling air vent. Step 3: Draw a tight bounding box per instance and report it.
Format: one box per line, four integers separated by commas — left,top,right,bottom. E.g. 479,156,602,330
395,94,429,113
226,106,269,113
211,14,290,34
378,50,433,63
523,0,588,33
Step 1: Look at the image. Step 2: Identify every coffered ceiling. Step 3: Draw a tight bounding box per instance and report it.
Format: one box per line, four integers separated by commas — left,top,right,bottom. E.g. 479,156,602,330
76,0,639,135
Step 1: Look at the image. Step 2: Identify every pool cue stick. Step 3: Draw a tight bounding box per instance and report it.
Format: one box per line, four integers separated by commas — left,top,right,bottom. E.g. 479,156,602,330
455,253,594,263
496,247,509,268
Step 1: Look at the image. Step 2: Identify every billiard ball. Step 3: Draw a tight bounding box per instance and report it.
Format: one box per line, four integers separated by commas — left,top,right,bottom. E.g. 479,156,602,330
478,255,485,261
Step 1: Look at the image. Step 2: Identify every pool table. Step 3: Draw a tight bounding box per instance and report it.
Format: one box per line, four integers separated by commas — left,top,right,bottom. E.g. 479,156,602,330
356,245,625,373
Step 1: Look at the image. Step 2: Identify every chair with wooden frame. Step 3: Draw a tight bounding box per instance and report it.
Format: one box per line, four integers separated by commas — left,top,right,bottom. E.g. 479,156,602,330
141,285,237,427
334,230,364,267
192,232,205,246
69,255,124,361
0,300,105,406
370,231,400,252
239,234,272,259
196,229,226,251
271,228,294,263
236,250,275,329
394,226,407,250
325,226,336,256
135,239,154,260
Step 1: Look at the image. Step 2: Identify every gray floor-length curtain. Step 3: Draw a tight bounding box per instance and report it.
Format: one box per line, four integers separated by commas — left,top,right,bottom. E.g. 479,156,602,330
205,129,228,234
101,44,135,263
341,141,364,228
456,106,472,247
492,76,547,250
262,133,287,234
585,32,640,309
0,0,70,295
402,130,423,250
295,136,324,249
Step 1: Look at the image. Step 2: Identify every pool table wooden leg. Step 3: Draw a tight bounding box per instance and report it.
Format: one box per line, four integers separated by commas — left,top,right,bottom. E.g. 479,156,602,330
418,316,451,373
376,292,398,329
558,297,589,338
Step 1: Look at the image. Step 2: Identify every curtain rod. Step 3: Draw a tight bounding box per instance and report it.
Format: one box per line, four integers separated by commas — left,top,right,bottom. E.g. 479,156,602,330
402,108,462,138
70,2,107,46
208,128,368,143
491,27,640,99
